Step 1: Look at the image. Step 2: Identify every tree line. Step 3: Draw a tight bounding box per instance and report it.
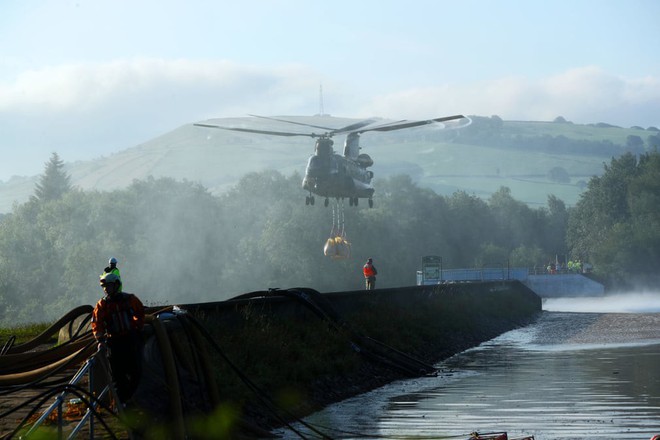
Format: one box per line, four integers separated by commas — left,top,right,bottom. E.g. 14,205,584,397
1,151,658,326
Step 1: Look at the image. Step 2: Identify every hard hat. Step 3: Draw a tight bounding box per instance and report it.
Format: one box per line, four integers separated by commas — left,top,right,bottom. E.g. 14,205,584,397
109,257,118,265
100,272,121,285
367,258,373,263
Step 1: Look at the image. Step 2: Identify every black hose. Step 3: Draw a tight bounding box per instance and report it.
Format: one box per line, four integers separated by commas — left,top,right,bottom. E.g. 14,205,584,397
264,288,437,377
0,336,16,356
67,313,93,342
160,290,435,437
174,312,219,410
182,313,325,440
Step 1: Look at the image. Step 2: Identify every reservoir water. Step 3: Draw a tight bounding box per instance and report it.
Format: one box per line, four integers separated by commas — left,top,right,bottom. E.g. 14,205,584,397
280,292,660,439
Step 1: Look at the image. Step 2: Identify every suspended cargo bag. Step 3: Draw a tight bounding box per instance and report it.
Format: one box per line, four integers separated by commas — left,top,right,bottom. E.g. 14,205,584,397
324,236,351,259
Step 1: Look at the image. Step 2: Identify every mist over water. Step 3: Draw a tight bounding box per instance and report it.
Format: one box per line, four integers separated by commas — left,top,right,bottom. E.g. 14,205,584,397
544,291,660,313
281,293,660,440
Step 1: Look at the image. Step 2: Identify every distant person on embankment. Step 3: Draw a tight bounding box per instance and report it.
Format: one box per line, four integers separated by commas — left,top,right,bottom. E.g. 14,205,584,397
363,258,377,290
103,257,122,291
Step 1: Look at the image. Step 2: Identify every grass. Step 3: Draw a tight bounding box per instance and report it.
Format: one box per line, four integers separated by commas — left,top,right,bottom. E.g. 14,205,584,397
503,120,652,143
377,136,608,206
0,321,54,346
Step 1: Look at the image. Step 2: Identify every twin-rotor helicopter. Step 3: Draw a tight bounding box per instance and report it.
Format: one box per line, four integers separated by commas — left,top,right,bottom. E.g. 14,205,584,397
195,114,470,208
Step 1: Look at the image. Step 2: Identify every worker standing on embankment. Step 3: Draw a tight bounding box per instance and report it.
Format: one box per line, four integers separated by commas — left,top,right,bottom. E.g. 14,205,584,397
363,258,377,290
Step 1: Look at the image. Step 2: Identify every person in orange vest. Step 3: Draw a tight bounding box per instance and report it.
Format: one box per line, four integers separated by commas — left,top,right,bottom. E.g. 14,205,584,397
92,272,145,405
363,257,378,290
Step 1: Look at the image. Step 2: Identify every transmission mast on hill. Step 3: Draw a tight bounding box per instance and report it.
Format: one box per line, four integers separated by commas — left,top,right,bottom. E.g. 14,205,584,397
316,84,329,117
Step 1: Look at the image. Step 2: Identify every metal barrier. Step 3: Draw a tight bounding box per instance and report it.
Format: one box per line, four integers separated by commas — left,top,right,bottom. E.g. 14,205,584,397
23,352,124,440
417,267,530,285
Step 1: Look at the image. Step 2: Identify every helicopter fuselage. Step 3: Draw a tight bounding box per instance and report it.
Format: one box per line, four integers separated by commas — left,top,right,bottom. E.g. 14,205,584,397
302,136,374,206
302,153,374,200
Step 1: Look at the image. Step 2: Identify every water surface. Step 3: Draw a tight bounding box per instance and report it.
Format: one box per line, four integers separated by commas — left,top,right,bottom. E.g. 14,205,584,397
280,294,660,439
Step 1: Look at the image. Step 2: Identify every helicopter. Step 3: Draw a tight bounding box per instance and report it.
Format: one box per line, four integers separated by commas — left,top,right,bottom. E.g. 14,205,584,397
194,114,470,207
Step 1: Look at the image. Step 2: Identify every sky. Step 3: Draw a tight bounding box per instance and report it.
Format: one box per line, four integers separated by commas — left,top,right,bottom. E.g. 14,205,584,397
1,0,659,181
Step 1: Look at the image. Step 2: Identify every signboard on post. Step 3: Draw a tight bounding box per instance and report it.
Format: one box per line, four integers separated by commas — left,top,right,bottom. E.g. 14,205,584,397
421,256,442,283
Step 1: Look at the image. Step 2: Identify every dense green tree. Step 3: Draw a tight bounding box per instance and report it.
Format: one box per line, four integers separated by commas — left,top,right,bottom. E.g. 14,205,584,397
111,176,229,303
0,168,587,326
488,187,540,251
445,191,491,267
475,242,509,267
353,175,455,286
567,152,638,264
32,153,72,203
648,133,660,151
567,152,660,286
509,244,546,270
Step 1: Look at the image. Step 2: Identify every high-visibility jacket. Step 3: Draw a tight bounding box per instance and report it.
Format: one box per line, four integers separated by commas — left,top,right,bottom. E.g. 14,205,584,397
363,263,377,278
103,267,123,291
92,292,145,340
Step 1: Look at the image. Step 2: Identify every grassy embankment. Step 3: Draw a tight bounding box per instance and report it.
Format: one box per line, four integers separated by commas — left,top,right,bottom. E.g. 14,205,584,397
377,120,650,206
0,322,55,346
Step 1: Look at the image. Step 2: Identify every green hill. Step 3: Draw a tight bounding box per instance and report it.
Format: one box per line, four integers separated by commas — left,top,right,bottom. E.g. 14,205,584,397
1,115,656,213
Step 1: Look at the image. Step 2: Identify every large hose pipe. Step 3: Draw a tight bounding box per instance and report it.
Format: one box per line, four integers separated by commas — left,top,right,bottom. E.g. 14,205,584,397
4,305,93,355
0,342,95,387
150,315,185,439
0,337,92,374
176,314,220,409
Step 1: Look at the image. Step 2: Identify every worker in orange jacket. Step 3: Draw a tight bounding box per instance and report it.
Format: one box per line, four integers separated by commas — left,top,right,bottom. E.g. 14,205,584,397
92,272,145,404
363,258,378,290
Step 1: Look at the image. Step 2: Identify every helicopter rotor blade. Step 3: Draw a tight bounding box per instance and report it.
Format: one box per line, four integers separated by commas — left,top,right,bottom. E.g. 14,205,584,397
330,118,380,135
194,123,315,137
248,114,380,137
248,114,337,131
357,115,468,133
195,114,470,139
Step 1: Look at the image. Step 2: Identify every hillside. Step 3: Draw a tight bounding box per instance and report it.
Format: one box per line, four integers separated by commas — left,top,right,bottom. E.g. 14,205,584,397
1,115,656,213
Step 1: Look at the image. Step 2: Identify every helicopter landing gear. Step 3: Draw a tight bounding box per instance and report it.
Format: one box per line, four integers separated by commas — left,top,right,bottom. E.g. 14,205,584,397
324,198,329,207
369,198,373,208
349,197,357,206
306,195,315,206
